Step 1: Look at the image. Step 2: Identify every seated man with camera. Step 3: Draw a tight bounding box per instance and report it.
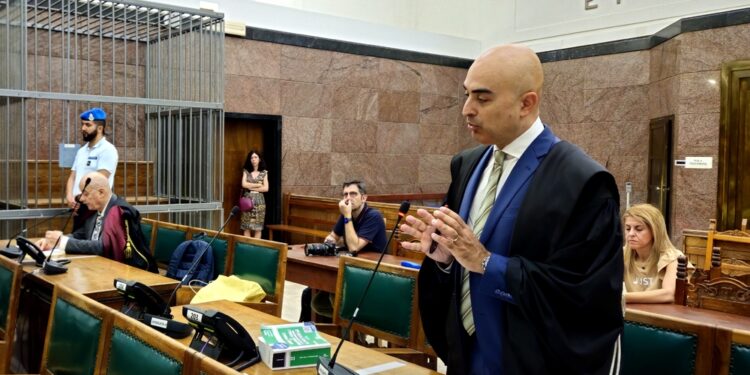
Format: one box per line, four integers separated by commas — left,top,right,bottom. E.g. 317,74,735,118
300,180,387,321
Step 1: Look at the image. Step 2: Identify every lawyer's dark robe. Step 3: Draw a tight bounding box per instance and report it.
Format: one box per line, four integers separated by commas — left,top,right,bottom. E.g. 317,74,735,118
418,130,624,374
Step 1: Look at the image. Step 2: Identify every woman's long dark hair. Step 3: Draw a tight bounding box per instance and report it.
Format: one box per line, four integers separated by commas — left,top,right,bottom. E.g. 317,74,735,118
243,150,267,172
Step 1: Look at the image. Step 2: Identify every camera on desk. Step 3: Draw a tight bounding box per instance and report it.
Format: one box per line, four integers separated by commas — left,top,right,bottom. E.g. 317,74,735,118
304,242,354,257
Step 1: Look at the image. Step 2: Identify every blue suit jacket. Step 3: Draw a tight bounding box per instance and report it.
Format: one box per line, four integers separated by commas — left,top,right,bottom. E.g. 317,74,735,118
418,126,623,375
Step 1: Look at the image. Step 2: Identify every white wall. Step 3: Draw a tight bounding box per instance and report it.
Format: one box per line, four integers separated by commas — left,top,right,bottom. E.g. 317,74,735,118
158,0,750,58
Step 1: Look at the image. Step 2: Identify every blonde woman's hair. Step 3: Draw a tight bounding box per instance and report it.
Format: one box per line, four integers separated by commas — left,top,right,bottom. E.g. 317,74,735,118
622,203,676,291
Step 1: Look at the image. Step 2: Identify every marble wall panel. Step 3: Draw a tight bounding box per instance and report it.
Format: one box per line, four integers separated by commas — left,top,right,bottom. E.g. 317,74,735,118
582,51,650,89
281,151,331,186
330,119,378,153
677,71,720,115
330,152,399,187
671,165,718,241
378,154,420,186
280,81,330,118
605,156,649,204
418,155,452,184
582,85,649,123
327,85,379,121
27,30,147,66
322,52,381,89
647,76,679,119
677,25,750,74
280,45,336,83
406,62,462,95
224,74,280,114
673,112,720,151
541,59,586,124
649,39,680,82
375,59,422,92
419,123,458,155
375,122,420,154
420,94,461,126
281,117,332,156
225,38,280,78
377,90,420,123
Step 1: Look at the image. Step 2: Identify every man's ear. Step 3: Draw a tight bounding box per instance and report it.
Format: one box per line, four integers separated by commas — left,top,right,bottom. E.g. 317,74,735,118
361,194,367,202
519,91,539,116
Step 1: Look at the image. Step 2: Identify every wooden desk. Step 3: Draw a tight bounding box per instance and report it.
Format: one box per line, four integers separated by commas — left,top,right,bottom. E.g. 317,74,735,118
14,255,179,373
285,245,419,293
171,300,438,374
627,303,750,332
20,255,178,306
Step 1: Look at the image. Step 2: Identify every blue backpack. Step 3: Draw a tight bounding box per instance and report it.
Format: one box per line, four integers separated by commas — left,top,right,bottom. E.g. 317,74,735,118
166,238,215,285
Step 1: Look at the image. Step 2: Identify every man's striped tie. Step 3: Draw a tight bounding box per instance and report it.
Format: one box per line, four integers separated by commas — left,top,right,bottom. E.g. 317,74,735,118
460,149,505,335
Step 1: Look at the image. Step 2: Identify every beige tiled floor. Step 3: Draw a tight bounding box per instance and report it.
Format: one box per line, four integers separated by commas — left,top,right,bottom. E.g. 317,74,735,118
280,280,447,373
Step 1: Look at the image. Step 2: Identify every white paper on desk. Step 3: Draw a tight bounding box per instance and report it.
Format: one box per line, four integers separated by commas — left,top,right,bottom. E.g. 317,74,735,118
355,362,406,374
43,249,66,258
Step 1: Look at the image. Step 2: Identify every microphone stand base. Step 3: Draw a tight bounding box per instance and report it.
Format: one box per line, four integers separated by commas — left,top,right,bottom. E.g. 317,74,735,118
316,356,358,375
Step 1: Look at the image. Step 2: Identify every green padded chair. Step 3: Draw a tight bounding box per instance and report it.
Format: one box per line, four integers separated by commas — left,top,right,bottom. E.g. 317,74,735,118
333,256,420,348
621,321,698,374
731,329,750,375
622,307,719,375
105,311,195,375
229,236,287,317
331,257,436,369
40,285,114,375
153,222,188,264
0,256,22,374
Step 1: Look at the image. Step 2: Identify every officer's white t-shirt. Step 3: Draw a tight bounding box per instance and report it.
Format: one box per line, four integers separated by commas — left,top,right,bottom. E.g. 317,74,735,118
71,138,118,195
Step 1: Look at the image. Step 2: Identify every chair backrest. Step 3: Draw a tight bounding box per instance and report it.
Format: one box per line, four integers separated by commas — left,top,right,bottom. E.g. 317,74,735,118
141,219,155,249
187,227,232,278
0,256,22,374
102,311,198,375
152,221,189,264
622,309,713,375
333,256,420,349
228,235,287,317
731,328,750,375
40,284,114,375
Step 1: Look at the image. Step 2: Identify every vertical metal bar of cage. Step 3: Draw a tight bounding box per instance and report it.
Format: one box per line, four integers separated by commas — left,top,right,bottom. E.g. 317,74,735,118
46,0,53,207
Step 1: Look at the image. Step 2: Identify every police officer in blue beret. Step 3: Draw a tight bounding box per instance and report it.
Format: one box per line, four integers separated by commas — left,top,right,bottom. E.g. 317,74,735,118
65,108,119,211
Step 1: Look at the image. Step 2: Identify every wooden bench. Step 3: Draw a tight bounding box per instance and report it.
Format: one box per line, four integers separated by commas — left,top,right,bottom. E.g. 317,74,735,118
269,193,436,259
684,219,750,271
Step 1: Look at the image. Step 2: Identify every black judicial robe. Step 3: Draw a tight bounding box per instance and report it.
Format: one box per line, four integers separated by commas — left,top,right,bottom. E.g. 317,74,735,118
418,139,624,374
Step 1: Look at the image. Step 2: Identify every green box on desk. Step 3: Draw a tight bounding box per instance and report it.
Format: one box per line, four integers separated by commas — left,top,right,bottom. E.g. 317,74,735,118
258,322,331,370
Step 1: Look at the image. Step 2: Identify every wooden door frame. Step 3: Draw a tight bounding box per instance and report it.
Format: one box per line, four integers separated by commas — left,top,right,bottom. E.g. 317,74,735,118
718,61,750,231
224,113,282,236
647,115,674,234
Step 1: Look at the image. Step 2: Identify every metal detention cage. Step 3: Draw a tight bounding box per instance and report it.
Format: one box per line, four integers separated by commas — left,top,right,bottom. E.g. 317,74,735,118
0,0,225,237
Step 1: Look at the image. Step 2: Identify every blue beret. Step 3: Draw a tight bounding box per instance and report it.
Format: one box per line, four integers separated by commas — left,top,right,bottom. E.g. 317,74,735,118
80,108,106,122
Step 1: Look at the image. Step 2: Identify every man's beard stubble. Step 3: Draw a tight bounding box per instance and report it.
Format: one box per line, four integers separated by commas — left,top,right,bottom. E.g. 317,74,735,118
82,131,96,142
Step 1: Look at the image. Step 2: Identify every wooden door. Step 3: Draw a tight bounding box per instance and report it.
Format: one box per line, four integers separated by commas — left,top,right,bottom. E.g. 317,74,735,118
224,118,264,235
223,115,282,237
718,61,750,230
647,116,673,233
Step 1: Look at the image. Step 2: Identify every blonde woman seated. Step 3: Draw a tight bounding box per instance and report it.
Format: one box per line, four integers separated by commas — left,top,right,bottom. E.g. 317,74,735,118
623,203,692,304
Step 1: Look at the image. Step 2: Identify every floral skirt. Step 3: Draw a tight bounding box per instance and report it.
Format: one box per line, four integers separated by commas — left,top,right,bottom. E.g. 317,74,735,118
240,191,266,231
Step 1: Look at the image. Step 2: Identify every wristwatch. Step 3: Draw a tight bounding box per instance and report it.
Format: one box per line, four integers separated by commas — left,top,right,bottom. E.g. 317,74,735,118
481,254,491,273
343,217,352,224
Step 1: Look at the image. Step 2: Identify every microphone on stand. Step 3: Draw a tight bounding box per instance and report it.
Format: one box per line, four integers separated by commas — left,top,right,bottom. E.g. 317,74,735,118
1,208,74,259
317,201,411,375
133,206,241,338
42,177,91,275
